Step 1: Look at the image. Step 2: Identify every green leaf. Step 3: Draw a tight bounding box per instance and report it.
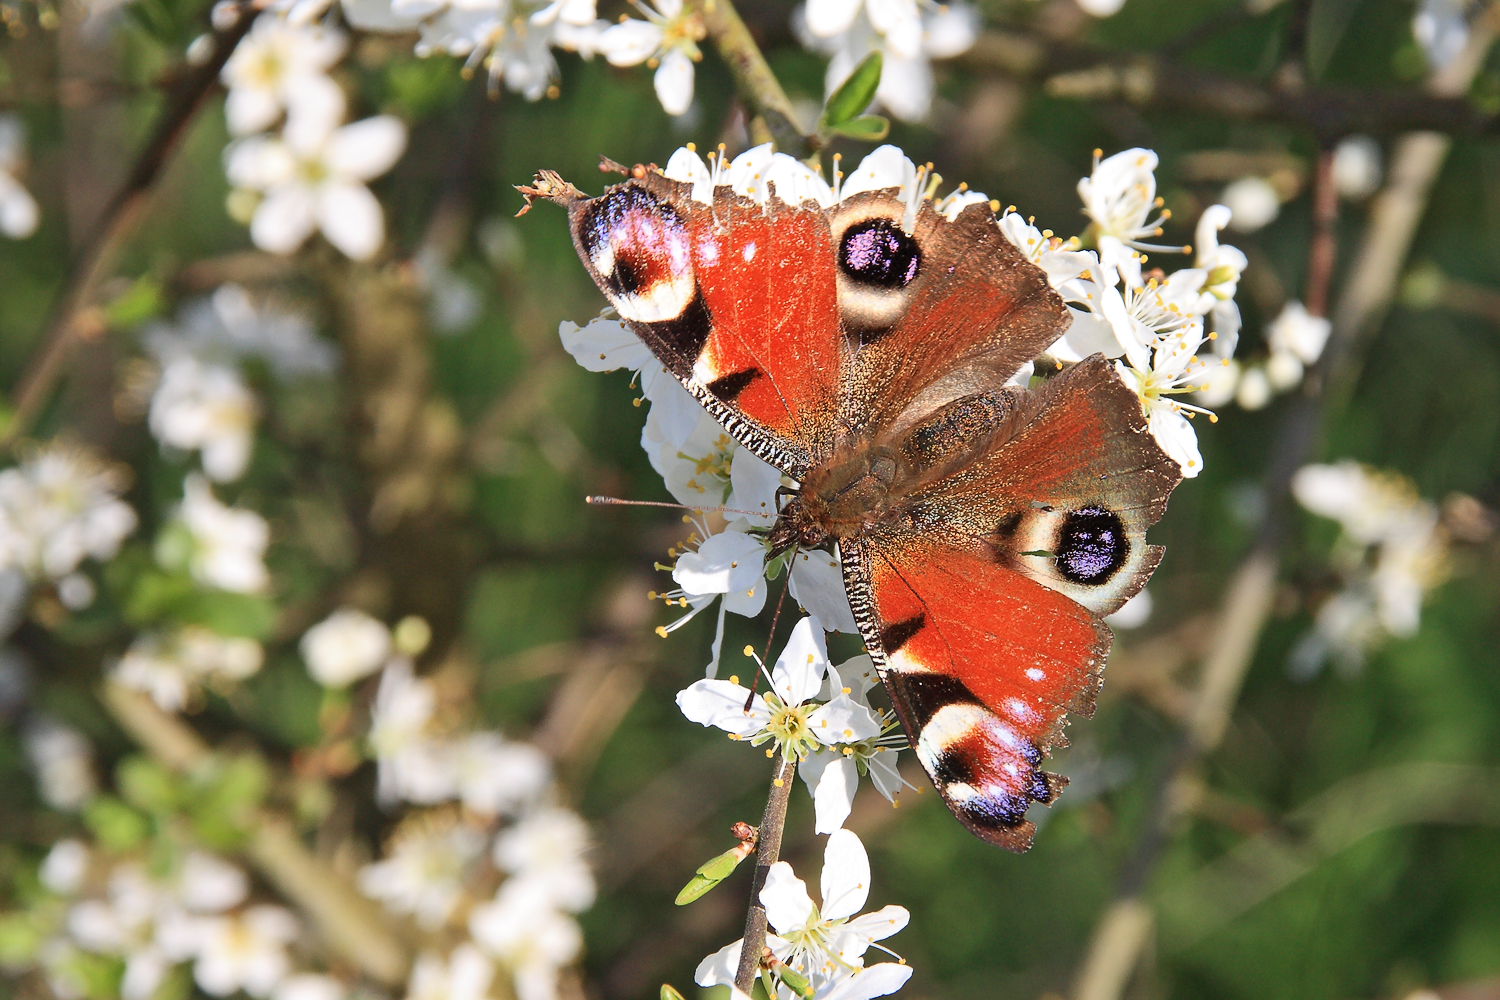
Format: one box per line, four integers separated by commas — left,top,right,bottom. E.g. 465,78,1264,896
0,912,45,965
187,754,270,850
827,115,891,142
83,797,150,852
117,756,180,815
819,51,883,131
102,277,164,329
177,591,277,640
675,846,750,905
1019,549,1056,558
660,987,687,1000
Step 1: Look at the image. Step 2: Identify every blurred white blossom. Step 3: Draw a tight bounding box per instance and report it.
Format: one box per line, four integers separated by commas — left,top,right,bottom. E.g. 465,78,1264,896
226,114,407,261
359,814,487,929
174,474,270,594
0,443,137,582
404,945,494,1000
1413,0,1473,71
799,3,979,123
1221,176,1280,232
24,717,97,811
191,905,299,997
1332,135,1383,199
149,357,258,482
0,112,40,238
468,879,583,1000
491,807,595,912
113,627,264,712
221,15,347,136
300,607,392,687
1290,462,1449,676
145,284,336,380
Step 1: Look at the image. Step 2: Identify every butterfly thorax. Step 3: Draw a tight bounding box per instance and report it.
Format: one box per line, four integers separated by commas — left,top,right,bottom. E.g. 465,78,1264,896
767,443,909,557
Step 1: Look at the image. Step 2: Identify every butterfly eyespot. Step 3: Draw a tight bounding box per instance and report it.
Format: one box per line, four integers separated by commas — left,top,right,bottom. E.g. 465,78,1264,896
838,219,921,289
1056,506,1128,585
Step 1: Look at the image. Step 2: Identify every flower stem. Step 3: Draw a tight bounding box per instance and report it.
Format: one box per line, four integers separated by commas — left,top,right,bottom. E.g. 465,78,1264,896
695,0,815,156
734,750,797,993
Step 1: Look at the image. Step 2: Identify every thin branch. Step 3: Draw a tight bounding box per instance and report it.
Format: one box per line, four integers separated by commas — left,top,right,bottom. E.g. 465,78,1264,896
694,0,814,155
965,32,1500,141
734,751,797,993
100,682,411,986
2,2,258,450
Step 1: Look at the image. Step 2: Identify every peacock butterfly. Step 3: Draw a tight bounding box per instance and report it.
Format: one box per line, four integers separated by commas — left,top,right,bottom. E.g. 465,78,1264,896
520,149,1182,851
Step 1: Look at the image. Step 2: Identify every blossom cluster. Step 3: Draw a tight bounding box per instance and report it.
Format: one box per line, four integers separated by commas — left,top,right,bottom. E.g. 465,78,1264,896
1289,461,1451,676
221,13,407,260
0,111,40,239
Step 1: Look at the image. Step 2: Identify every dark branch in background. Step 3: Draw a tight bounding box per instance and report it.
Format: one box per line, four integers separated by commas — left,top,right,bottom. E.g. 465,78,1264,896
695,0,816,156
2,1,259,450
965,32,1497,141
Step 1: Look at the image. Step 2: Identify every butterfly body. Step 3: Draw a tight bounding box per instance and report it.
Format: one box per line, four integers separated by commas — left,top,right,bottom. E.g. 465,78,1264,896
524,156,1183,850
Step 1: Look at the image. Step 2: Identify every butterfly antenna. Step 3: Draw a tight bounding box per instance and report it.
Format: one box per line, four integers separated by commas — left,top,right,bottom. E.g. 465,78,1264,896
742,544,798,711
585,495,773,519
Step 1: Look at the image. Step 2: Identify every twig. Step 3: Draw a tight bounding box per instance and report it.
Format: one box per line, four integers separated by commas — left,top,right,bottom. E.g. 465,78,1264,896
694,0,813,155
1304,148,1339,318
100,682,411,986
2,3,258,450
733,751,797,993
1068,20,1498,1000
965,32,1500,140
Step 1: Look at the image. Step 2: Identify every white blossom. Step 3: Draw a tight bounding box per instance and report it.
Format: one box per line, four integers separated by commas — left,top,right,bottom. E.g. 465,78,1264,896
273,974,346,1000
24,717,97,811
1221,176,1280,233
149,357,258,482
0,443,137,582
221,14,347,136
1266,300,1331,366
404,945,494,1000
174,474,270,593
491,807,595,912
468,879,583,1000
368,658,447,805
696,830,910,999
0,112,40,238
1114,325,1216,478
191,905,299,997
1414,0,1472,71
799,656,906,833
449,731,553,816
1078,148,1180,267
226,113,407,261
300,608,392,687
114,627,264,712
358,815,487,929
598,0,703,116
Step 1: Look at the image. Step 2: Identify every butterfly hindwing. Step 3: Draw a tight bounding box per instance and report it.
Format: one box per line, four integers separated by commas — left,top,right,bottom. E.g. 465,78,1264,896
843,535,1109,851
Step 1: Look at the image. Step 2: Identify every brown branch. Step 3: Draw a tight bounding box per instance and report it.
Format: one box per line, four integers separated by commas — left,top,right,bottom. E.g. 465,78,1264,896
695,0,814,156
2,2,258,450
966,31,1500,141
734,751,797,993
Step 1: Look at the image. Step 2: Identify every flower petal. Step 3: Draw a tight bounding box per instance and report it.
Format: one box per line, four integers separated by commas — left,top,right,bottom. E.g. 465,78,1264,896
821,962,914,1000
770,616,828,705
251,185,319,255
558,315,652,372
325,116,407,181
804,0,861,37
653,48,695,116
315,181,385,261
811,754,857,834
675,679,767,736
693,938,742,987
788,547,857,633
819,828,870,920
760,861,816,933
597,19,661,66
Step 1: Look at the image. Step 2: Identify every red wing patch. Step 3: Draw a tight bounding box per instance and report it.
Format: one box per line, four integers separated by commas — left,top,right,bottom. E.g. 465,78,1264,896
564,174,843,473
842,535,1112,851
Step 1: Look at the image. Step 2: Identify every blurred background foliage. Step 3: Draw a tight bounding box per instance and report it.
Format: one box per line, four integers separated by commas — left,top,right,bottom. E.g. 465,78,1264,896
1,0,1499,998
